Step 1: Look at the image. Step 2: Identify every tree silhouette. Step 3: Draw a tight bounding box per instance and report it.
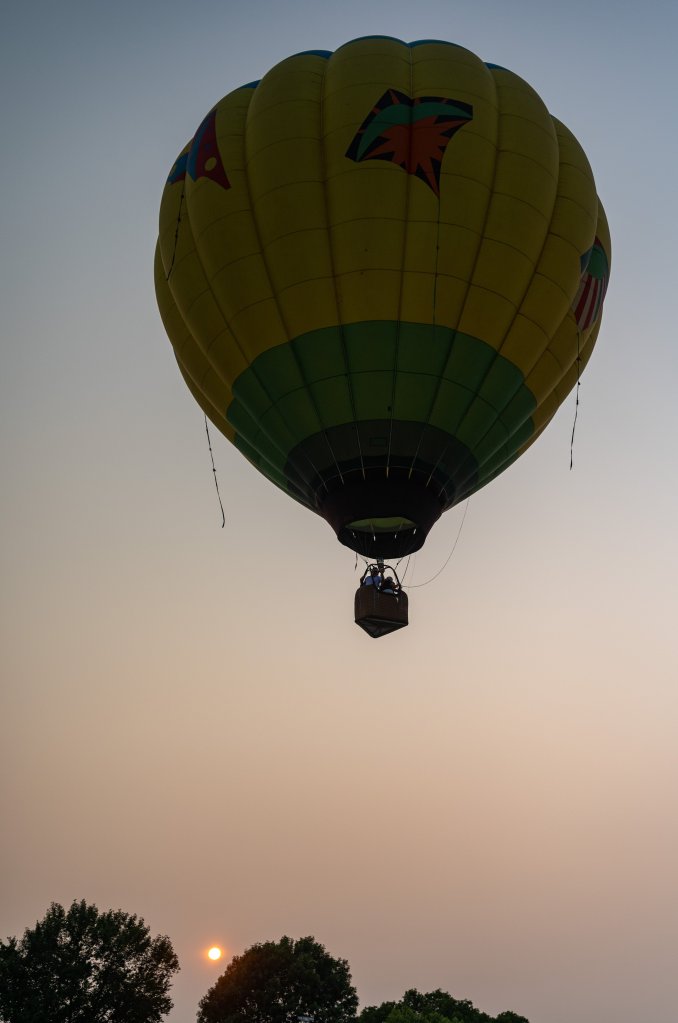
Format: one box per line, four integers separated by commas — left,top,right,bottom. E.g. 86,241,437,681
359,988,529,1023
198,936,358,1023
0,899,179,1023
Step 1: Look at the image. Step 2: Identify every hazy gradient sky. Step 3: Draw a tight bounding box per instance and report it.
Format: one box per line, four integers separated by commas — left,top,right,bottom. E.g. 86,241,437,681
2,2,677,1021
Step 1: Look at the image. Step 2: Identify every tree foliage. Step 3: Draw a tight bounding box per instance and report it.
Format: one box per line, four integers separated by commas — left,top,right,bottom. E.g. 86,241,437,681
0,899,179,1023
359,989,529,1023
197,936,358,1023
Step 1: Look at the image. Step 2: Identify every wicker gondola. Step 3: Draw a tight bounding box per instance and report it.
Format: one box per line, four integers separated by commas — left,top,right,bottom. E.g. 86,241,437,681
354,564,409,638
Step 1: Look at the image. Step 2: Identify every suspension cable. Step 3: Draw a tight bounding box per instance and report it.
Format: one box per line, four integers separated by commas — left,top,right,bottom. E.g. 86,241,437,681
403,500,469,589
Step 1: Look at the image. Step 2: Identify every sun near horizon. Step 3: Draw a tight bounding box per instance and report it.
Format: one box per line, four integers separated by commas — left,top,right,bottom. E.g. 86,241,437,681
207,946,223,962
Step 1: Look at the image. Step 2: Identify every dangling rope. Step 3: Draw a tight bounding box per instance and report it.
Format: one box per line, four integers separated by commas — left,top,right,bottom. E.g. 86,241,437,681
165,187,185,281
404,499,469,589
570,331,582,470
399,554,413,584
204,415,225,528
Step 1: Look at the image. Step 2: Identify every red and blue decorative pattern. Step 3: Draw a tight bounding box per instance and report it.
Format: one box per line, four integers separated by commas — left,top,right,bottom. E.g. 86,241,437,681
572,237,609,331
167,108,230,190
346,90,473,196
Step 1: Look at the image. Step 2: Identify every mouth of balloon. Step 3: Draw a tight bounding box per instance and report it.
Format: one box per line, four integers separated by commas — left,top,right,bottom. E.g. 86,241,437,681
347,516,417,533
341,524,421,558
320,478,444,558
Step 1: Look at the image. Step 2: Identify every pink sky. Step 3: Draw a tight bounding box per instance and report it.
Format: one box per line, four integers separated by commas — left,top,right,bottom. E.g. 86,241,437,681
2,2,677,1021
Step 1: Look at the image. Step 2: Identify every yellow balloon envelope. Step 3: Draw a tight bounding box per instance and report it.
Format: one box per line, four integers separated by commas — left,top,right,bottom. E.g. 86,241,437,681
155,37,610,557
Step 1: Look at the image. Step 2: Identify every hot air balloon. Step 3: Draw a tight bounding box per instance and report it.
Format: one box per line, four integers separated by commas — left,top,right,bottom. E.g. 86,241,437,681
155,36,610,636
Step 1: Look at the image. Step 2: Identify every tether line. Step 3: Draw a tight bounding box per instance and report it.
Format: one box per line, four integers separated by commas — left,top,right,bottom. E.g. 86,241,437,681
204,414,225,528
165,186,185,281
404,499,469,589
570,330,582,470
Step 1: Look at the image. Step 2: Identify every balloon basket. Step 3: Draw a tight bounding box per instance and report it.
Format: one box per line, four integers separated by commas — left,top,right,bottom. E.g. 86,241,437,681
354,586,409,638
